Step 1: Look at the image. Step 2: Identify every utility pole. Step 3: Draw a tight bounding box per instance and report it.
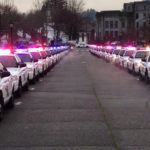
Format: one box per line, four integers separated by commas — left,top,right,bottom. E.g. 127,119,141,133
9,22,14,51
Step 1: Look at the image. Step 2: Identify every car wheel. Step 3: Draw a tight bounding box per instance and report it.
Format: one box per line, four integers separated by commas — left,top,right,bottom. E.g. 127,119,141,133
139,72,144,81
16,81,22,97
32,71,36,84
0,97,4,121
145,71,149,84
7,91,15,109
132,66,136,75
24,80,29,91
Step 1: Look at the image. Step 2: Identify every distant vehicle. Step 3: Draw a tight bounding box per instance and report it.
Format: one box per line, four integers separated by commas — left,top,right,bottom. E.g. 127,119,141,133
77,43,88,48
0,62,15,121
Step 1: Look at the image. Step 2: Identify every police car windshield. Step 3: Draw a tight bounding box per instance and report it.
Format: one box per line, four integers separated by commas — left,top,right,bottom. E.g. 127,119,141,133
40,51,47,59
30,52,41,60
113,50,120,55
46,51,51,57
119,50,125,56
124,50,134,56
135,51,150,58
17,54,32,62
0,56,18,67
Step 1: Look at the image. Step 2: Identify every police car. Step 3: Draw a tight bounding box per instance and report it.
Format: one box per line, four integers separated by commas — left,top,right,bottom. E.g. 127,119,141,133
127,50,150,74
0,62,15,121
0,49,29,97
139,55,150,82
28,47,47,76
15,49,39,83
120,47,136,68
109,49,120,64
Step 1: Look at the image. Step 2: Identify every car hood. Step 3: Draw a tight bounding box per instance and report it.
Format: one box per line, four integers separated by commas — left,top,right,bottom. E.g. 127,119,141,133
25,62,34,68
7,68,19,76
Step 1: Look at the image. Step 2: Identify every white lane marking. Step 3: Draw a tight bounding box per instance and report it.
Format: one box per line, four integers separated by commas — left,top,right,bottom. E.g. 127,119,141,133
29,87,35,91
40,79,43,82
15,102,22,106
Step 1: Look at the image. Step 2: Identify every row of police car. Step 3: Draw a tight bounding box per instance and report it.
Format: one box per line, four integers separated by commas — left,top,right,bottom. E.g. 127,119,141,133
90,44,150,82
0,45,70,121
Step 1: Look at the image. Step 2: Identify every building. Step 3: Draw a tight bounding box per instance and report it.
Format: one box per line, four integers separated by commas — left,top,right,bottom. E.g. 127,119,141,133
124,0,150,40
96,0,150,42
96,11,132,41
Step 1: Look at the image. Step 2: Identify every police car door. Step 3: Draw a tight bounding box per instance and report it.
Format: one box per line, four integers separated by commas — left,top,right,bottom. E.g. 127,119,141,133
0,64,12,102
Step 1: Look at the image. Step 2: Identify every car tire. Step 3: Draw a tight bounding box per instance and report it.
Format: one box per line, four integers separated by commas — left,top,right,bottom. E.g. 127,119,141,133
139,72,144,81
24,80,29,91
16,81,22,97
0,96,4,121
7,91,15,109
145,71,149,84
32,71,36,84
132,66,136,75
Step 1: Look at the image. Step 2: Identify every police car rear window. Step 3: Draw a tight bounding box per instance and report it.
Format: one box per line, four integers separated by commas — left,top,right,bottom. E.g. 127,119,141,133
113,50,120,55
30,52,41,60
0,56,18,67
135,51,150,58
124,50,134,56
17,54,32,62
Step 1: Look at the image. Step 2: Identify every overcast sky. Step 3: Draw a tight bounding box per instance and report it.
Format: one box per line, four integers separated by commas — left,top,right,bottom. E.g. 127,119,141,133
13,0,141,13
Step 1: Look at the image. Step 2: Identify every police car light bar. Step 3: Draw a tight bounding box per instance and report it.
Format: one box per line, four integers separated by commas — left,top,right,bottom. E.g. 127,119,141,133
0,49,11,55
16,49,28,53
116,46,122,50
28,48,39,52
126,46,136,50
106,46,113,49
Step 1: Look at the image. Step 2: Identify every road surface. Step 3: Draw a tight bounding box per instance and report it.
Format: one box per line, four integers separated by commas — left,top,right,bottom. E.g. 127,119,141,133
0,49,150,150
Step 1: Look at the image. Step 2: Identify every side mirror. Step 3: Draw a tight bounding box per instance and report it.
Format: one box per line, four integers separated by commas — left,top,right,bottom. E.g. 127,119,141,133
33,59,38,62
142,58,146,62
19,63,26,68
1,71,10,78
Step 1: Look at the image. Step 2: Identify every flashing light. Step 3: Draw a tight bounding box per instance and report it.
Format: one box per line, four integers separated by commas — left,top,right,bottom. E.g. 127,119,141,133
146,47,150,51
28,48,38,52
0,49,11,55
116,46,122,50
106,46,113,49
38,47,44,52
16,49,28,53
126,46,136,50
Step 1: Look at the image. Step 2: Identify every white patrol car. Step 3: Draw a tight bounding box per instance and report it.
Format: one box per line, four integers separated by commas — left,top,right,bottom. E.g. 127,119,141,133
0,63,15,121
15,49,39,83
119,49,135,68
109,49,120,64
127,50,150,74
0,50,29,97
45,48,53,70
28,48,46,76
139,55,150,82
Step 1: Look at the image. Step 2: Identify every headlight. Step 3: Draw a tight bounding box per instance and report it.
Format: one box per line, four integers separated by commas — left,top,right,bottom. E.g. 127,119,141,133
28,68,33,71
135,62,141,67
13,75,18,80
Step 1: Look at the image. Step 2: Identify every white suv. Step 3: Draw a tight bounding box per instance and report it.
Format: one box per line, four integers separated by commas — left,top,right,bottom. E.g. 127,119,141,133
127,50,150,74
15,49,39,83
0,50,29,97
0,63,15,121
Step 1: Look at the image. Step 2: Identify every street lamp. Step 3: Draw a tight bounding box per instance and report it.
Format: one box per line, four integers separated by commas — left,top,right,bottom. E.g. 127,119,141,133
9,22,14,50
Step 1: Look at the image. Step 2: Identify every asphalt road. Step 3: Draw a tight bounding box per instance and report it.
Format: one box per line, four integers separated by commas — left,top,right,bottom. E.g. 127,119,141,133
0,49,150,150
